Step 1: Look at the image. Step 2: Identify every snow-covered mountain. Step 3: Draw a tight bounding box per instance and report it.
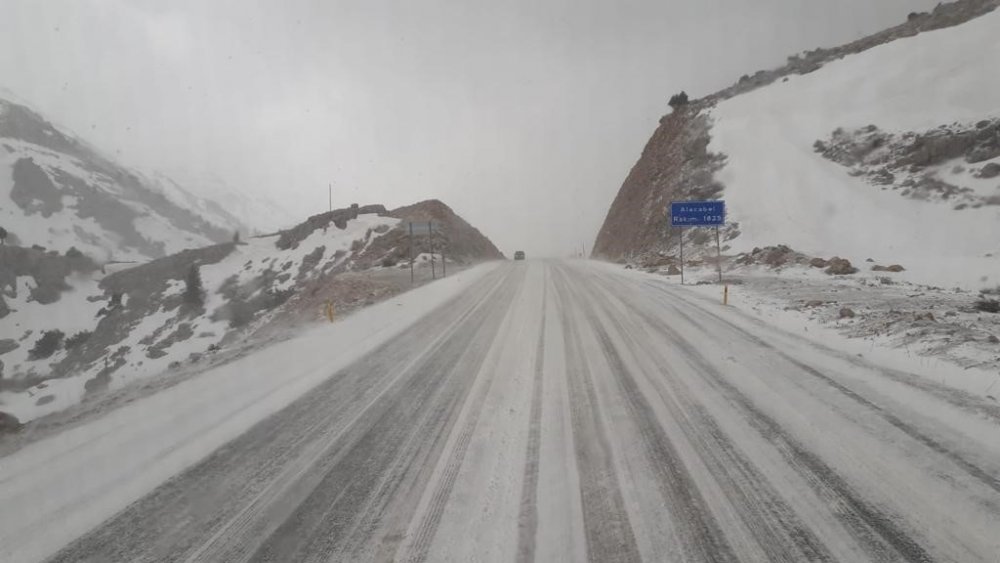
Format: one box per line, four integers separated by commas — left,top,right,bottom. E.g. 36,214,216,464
0,96,246,262
145,169,297,236
593,0,1000,290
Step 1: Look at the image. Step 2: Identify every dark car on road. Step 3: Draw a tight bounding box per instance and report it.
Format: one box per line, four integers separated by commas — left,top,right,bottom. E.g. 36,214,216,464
514,251,525,260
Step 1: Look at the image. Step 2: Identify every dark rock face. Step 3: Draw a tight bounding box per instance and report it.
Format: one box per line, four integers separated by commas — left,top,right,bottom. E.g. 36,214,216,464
83,372,111,395
297,246,326,281
11,158,63,217
146,323,194,360
872,264,906,272
809,258,829,268
592,110,732,261
0,102,86,160
357,204,388,215
0,411,22,433
825,257,859,275
977,162,1000,178
814,120,1000,208
735,245,810,269
0,245,99,315
817,121,1000,170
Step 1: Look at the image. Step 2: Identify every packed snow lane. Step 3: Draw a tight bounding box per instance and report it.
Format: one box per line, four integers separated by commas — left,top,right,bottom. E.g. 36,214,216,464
17,261,1000,562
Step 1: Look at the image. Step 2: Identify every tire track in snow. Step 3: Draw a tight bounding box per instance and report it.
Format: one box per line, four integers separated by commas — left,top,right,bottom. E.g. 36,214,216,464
401,267,533,563
48,267,515,563
247,271,524,563
601,275,935,562
640,278,1000,427
201,305,499,561
577,270,836,561
556,266,738,563
649,282,1000,499
551,270,642,563
515,268,547,563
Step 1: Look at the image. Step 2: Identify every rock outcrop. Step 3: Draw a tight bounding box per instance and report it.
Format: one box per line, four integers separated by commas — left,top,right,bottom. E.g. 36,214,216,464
591,109,733,262
388,200,504,263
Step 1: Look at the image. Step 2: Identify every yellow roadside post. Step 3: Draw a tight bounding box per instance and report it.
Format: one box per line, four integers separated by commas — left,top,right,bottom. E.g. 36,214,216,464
723,285,729,305
325,299,335,322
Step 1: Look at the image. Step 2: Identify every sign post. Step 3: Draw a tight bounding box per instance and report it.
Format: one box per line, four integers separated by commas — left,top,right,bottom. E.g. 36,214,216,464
409,222,415,284
669,200,726,285
714,226,722,283
406,221,443,283
428,222,435,280
679,227,684,285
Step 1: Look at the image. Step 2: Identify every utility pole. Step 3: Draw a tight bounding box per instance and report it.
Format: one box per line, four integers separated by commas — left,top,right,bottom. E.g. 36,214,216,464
428,221,436,280
715,225,723,284
328,183,332,212
409,222,415,284
679,227,685,285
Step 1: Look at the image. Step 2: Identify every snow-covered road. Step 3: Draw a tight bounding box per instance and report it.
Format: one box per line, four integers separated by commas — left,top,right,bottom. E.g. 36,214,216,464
6,260,1000,562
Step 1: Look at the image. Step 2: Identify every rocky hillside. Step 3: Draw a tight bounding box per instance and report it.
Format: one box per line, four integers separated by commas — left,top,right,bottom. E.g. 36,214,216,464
387,199,505,262
0,201,502,425
592,0,1000,289
0,96,280,262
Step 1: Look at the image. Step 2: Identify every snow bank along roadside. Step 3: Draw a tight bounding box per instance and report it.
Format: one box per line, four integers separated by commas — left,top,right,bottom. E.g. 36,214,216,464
588,260,999,400
0,261,500,563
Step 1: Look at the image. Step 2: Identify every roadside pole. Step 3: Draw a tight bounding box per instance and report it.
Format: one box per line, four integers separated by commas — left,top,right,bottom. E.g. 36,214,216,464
715,225,723,283
679,227,685,285
428,221,436,280
441,232,446,277
409,222,414,284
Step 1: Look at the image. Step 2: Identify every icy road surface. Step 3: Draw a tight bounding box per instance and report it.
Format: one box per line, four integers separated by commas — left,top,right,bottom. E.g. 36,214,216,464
6,260,1000,562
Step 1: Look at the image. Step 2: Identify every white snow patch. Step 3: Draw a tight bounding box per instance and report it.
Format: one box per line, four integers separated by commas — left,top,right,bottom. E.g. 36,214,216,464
596,261,1000,399
0,275,104,375
710,10,1000,290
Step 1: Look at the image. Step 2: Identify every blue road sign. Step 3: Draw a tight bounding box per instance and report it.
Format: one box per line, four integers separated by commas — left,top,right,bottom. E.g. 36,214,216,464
670,200,726,227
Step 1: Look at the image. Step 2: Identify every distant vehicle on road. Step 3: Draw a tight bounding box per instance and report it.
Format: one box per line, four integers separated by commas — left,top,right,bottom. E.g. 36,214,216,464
513,251,525,260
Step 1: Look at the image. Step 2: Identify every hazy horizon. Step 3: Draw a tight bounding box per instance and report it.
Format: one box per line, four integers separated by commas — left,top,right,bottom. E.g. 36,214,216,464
1,0,940,256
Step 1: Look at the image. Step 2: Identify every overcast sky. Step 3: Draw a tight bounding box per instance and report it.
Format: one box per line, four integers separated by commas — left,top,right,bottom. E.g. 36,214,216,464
1,0,939,256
